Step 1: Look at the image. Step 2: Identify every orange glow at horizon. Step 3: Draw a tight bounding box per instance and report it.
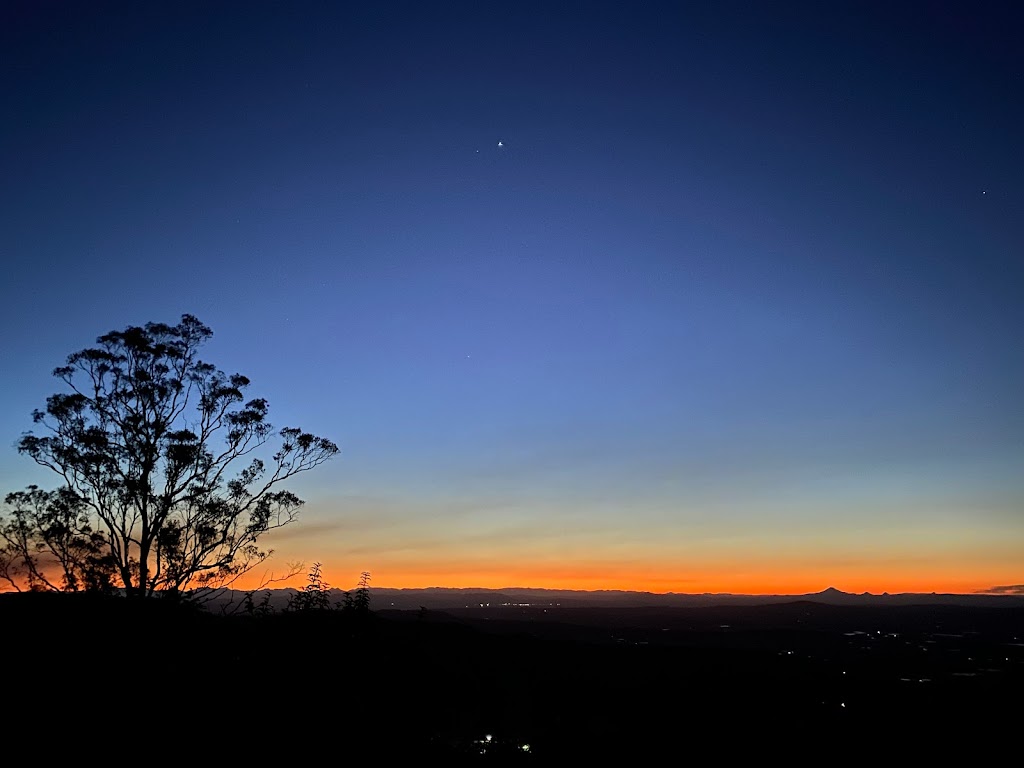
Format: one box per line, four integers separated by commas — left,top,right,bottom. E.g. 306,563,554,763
238,488,1024,597
232,560,1017,596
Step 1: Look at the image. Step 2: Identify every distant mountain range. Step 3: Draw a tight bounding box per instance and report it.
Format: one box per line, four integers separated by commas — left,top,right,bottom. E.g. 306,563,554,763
203,585,1024,612
368,585,1024,610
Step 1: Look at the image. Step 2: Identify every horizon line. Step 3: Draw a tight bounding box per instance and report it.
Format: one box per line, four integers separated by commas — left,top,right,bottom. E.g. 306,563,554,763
226,584,1022,597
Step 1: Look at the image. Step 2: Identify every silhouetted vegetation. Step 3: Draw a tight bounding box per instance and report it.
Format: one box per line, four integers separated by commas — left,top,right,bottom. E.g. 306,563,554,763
284,564,372,615
0,315,338,597
241,587,274,617
4,591,1019,761
288,562,336,611
345,569,372,613
1,485,118,592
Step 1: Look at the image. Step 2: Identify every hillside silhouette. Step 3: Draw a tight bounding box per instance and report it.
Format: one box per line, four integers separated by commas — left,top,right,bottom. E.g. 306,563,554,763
5,591,1020,762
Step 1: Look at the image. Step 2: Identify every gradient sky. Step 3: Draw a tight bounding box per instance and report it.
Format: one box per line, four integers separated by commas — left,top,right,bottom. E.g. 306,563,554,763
2,2,1021,594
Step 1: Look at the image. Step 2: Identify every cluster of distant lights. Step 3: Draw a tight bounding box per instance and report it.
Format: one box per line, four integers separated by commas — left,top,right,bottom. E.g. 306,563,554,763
473,734,531,754
461,602,561,607
455,625,1019,752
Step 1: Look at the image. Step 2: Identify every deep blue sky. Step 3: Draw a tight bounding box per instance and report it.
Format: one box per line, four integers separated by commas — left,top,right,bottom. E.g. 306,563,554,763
2,2,1021,592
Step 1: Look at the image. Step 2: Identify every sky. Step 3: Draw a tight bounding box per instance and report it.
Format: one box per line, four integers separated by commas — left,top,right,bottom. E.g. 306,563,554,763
1,1,1021,595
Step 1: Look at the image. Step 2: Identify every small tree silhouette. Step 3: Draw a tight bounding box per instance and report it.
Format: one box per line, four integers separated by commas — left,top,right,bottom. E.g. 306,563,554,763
242,589,274,616
288,562,335,612
344,570,372,614
1,485,118,593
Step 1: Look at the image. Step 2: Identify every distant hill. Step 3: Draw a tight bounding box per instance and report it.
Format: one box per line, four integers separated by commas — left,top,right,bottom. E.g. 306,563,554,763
198,585,1024,613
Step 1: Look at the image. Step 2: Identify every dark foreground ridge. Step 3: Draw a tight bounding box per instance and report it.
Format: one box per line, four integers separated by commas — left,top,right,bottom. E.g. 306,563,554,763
5,591,1022,762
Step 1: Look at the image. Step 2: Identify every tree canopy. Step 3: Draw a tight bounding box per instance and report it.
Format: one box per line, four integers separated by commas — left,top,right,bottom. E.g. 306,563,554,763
0,314,338,597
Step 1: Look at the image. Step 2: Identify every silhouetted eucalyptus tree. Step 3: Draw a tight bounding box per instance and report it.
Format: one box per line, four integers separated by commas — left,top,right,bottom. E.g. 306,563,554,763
5,314,338,598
